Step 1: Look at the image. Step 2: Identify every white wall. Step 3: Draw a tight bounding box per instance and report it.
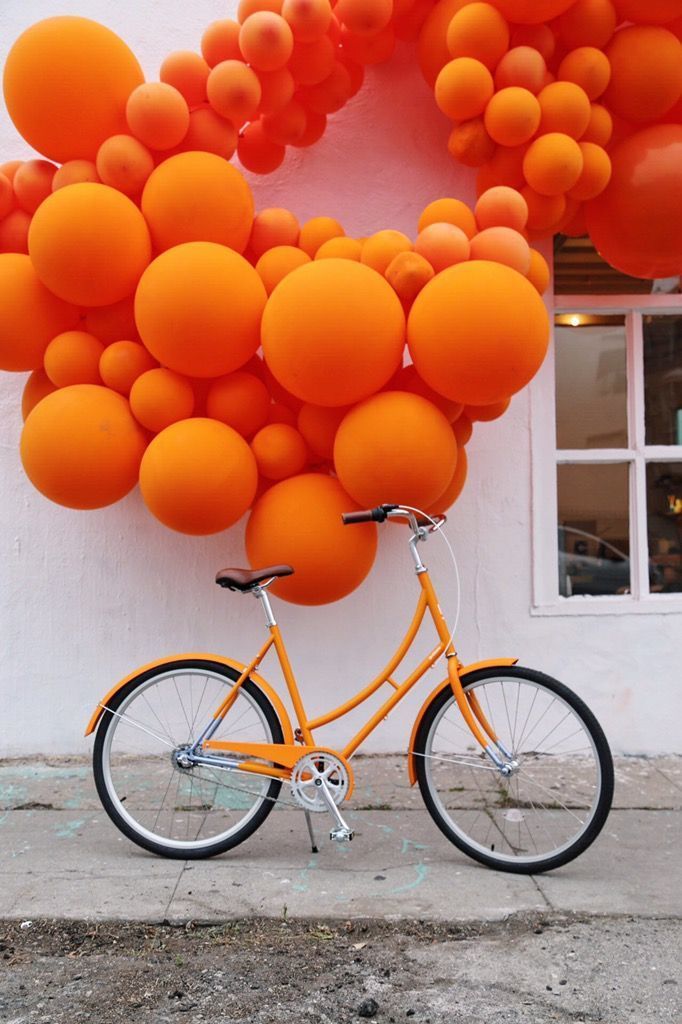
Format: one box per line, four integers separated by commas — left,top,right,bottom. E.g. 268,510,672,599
1,0,680,757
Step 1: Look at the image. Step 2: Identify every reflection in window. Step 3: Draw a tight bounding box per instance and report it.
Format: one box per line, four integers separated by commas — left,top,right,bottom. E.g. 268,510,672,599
555,316,627,449
557,463,630,597
643,315,682,446
647,463,682,594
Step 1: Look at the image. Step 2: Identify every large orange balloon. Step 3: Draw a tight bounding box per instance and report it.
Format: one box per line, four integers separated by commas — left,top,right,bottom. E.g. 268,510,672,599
603,27,682,123
28,183,151,307
0,254,78,371
135,242,267,378
20,384,147,509
2,16,144,162
245,474,378,605
408,260,549,405
585,124,682,278
261,259,405,406
334,391,457,508
141,152,254,253
140,418,258,535
129,368,195,433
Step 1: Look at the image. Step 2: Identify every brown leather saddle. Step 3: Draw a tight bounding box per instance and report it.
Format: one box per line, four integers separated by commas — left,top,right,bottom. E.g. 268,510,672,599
215,565,294,592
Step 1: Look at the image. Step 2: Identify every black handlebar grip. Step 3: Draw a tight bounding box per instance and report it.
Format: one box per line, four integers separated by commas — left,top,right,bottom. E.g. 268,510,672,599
342,510,376,524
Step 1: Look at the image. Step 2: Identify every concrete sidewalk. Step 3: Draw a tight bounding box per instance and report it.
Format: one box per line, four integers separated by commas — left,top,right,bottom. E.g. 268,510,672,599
0,755,680,923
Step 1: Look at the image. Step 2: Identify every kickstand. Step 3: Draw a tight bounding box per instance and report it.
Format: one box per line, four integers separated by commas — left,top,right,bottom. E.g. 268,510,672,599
304,810,319,854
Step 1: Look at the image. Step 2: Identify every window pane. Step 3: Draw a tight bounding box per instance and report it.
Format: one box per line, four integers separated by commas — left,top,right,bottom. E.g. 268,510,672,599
647,462,682,594
557,463,630,597
555,316,627,449
643,315,682,446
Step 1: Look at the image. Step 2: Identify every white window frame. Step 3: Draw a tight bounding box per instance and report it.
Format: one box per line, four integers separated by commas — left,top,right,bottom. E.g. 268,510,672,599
531,293,682,616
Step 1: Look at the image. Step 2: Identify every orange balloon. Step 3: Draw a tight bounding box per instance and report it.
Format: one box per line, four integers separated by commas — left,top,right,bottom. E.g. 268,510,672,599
427,446,468,515
475,186,528,231
201,20,242,67
334,391,457,508
3,16,144,162
257,68,296,114
415,223,471,272
417,0,471,88
482,143,528,188
509,24,556,61
523,133,584,196
237,121,286,173
268,401,298,426
489,0,575,23
0,160,23,183
238,0,284,22
465,397,511,421
250,207,300,257
44,331,104,387
96,135,154,197
52,160,100,190
0,173,13,219
494,47,546,93
299,63,353,113
262,98,308,143
180,106,238,159
135,242,266,378
28,183,151,307
582,103,613,146
207,61,262,124
297,403,349,458
262,258,405,406
291,107,327,146
140,418,258,535
335,0,393,35
239,12,294,71
21,384,147,509
470,226,531,274
126,83,190,151
256,245,312,293
129,368,195,433
99,341,158,395
484,87,541,146
446,3,510,69
246,473,378,605
557,47,611,100
568,142,612,201
282,0,333,41
206,371,271,437
558,0,617,48
385,251,435,306
447,118,496,166
0,210,30,254
0,254,78,371
526,248,551,293
84,297,138,345
435,58,495,120
288,36,336,83
13,160,56,214
522,185,567,231
251,422,308,479
538,81,591,139
388,363,464,421
408,260,549,404
160,51,210,107
418,200,476,243
614,0,682,23
585,124,682,278
361,230,413,275
316,237,363,260
603,27,682,123
453,415,473,445
142,152,254,253
299,216,345,256
22,368,57,420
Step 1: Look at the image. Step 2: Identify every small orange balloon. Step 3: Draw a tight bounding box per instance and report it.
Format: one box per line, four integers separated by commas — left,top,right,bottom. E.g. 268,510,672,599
256,245,312,293
0,210,30,254
470,226,531,274
582,103,613,146
335,0,393,35
341,23,396,65
0,173,13,219
44,331,104,387
489,0,575,23
614,0,682,24
522,185,566,231
181,105,238,159
0,253,78,371
465,397,511,421
246,473,378,605
446,3,510,69
262,98,308,144
84,297,138,345
126,83,190,151
99,341,158,395
288,36,336,83
557,47,611,100
447,118,496,166
207,61,262,124
13,160,56,214
22,368,57,420
268,401,298,426
21,384,147,509
300,63,354,113
385,251,436,306
142,152,254,253
568,142,612,201
483,143,528,188
509,24,556,61
282,0,333,41
129,368,195,433
0,161,22,183
388,363,464,421
453,415,473,446
538,81,591,139
316,237,363,260
140,418,258,535
257,67,296,113
298,216,345,256
96,135,154,197
484,87,541,146
237,121,286,173
51,160,100,190
426,446,468,515
291,107,327,146
239,12,294,71
361,230,413,275
250,207,300,257
297,403,349,459
523,133,584,196
435,58,495,120
603,26,682,123
201,19,242,67
251,422,308,479
334,391,457,508
558,0,617,48
415,223,471,272
160,51,210,107
238,0,284,22
494,46,546,93
526,248,551,293
417,0,471,89
475,186,528,231
206,371,271,437
28,183,151,307
418,198,478,238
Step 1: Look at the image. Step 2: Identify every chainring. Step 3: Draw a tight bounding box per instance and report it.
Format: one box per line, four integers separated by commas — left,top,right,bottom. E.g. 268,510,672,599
290,751,350,812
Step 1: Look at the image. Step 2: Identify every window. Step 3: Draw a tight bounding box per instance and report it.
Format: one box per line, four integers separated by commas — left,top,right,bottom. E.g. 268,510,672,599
531,249,682,614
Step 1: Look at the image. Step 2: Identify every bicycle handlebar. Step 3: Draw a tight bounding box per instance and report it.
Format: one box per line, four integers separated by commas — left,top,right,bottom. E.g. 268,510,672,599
341,505,398,525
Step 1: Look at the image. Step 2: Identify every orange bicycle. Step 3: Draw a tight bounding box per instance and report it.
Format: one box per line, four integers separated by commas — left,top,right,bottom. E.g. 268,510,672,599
88,505,614,873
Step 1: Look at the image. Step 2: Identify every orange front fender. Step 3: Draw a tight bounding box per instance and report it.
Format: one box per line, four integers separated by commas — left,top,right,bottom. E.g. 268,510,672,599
84,653,294,744
407,658,518,785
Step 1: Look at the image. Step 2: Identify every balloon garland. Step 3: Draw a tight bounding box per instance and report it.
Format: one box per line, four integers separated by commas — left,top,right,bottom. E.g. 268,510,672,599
1,1,681,605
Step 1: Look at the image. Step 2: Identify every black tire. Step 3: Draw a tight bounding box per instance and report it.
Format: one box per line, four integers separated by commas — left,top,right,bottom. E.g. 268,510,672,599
93,658,284,859
414,666,614,874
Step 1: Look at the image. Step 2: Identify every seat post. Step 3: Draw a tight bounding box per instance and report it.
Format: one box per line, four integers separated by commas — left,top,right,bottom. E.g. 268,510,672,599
253,586,276,628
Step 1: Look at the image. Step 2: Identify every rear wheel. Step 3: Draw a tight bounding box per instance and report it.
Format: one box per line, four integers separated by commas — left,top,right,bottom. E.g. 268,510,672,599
93,659,284,859
414,666,614,873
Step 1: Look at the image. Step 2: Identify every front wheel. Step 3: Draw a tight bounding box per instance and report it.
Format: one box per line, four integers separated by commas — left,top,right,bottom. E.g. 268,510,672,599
414,666,614,873
93,659,284,859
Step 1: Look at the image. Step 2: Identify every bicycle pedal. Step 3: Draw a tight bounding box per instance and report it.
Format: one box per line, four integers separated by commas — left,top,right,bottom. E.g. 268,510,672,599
330,826,354,843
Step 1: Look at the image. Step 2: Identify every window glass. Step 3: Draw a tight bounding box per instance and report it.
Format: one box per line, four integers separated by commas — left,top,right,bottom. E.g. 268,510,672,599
643,315,682,446
555,316,627,449
647,462,682,594
557,463,630,597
